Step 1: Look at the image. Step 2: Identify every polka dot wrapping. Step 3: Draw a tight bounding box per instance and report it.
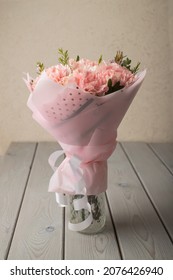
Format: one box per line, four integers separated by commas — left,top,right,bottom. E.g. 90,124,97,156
28,70,146,139
42,86,97,125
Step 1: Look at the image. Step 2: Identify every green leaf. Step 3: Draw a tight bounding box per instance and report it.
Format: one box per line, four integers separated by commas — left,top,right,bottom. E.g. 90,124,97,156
108,78,112,88
106,79,113,94
76,55,80,62
98,54,103,64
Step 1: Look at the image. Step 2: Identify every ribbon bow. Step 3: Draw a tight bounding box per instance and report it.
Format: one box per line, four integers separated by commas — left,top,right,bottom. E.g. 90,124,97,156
48,150,93,231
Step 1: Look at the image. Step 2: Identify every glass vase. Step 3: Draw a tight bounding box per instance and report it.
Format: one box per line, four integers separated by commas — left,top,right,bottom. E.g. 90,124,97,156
68,192,106,234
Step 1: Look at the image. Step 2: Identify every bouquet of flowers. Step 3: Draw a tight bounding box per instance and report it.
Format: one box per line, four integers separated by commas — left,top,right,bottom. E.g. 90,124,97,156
24,49,146,233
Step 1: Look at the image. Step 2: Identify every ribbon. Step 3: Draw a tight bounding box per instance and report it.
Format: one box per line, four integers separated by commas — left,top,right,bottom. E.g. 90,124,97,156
48,150,93,231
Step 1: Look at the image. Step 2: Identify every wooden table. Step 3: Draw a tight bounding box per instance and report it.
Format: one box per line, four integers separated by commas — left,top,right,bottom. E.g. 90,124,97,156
0,142,173,260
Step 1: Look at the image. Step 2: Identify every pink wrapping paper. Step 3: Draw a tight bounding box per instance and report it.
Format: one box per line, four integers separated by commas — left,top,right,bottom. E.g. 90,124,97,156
26,69,146,196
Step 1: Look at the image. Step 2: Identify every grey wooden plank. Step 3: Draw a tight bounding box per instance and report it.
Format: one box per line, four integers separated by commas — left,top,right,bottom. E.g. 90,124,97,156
0,142,36,260
149,143,173,174
122,142,173,242
8,142,64,260
107,144,173,259
65,194,121,260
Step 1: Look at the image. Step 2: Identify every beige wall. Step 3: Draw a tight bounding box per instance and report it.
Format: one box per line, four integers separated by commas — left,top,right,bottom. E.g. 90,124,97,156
0,0,173,154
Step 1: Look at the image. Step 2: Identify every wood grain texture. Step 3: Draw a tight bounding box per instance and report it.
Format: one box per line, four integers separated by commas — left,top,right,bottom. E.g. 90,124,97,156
1,142,173,260
149,143,173,174
64,194,121,260
0,143,36,260
122,142,173,242
107,144,173,259
8,142,64,260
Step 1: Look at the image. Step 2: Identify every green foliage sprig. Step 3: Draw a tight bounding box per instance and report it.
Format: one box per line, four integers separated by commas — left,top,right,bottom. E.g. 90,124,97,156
115,50,140,74
131,62,140,74
114,51,124,65
36,62,44,75
58,48,69,65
